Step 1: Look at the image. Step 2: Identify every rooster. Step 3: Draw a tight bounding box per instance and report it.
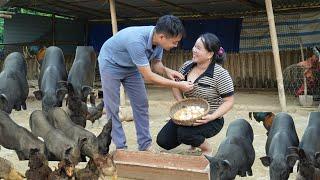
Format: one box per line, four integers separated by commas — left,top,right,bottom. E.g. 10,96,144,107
97,120,112,155
249,112,275,135
25,148,52,180
0,156,25,180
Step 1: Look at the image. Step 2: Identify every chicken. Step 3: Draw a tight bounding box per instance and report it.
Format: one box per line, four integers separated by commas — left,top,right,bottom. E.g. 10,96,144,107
249,112,275,134
0,156,24,180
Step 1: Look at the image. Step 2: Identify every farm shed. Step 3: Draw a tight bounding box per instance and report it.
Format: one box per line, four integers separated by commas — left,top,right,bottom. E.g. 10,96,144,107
1,0,320,109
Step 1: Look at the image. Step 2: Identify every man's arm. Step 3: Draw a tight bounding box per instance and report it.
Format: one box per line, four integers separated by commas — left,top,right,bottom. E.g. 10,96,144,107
151,60,184,80
151,60,184,100
151,59,166,75
126,43,192,91
137,65,193,92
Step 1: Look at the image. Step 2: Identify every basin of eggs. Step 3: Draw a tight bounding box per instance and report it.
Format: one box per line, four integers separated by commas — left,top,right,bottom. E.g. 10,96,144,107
173,106,205,120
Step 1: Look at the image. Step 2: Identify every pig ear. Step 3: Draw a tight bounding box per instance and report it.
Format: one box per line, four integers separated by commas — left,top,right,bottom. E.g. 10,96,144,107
56,88,67,102
298,148,307,160
220,160,231,171
286,154,299,167
314,152,320,164
0,94,8,107
66,82,74,96
78,137,88,148
33,90,42,100
260,156,271,167
57,81,68,102
288,146,299,155
204,154,214,162
57,80,68,89
82,86,92,99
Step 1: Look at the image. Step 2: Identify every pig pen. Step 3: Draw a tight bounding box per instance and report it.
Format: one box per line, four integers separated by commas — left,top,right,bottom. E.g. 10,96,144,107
0,82,318,180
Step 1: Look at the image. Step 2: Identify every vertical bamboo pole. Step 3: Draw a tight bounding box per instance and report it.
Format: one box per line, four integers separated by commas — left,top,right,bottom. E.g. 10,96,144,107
109,0,118,33
240,53,246,88
248,53,253,88
261,52,266,87
299,43,307,96
109,0,125,106
265,0,287,112
254,52,258,88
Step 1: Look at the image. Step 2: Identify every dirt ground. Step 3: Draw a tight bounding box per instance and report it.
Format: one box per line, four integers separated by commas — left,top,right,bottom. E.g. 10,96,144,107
1,83,319,180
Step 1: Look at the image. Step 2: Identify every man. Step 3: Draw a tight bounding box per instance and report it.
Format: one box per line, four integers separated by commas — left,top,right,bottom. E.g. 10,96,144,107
98,15,194,151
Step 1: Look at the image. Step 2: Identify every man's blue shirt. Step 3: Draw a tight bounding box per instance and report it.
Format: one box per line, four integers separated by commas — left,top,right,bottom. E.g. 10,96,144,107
98,26,163,73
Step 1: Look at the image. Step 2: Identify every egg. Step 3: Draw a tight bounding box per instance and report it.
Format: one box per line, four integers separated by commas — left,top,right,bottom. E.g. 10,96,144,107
173,105,206,121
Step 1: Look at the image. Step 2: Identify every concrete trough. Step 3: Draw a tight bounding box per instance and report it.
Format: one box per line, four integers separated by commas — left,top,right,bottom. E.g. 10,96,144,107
113,150,209,180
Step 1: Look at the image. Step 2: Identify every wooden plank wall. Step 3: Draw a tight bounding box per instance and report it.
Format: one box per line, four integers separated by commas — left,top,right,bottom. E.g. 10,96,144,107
162,50,304,89
22,55,75,80
5,50,304,90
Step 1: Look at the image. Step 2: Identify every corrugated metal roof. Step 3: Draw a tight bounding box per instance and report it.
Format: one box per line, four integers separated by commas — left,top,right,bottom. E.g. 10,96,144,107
4,13,85,54
1,0,320,21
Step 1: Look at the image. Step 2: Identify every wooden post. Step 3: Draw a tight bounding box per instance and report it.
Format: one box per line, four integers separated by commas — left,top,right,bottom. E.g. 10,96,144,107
109,0,118,34
299,43,308,96
265,0,287,112
109,0,125,106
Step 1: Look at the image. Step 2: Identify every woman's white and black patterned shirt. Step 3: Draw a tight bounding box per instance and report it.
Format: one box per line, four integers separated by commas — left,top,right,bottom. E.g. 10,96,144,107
179,60,234,113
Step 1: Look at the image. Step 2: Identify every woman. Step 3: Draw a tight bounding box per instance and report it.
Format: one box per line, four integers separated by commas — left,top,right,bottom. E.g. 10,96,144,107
156,33,234,155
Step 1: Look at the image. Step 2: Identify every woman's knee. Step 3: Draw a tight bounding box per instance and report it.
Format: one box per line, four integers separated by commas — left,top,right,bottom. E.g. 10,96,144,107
203,119,224,138
156,130,181,150
176,128,204,147
156,134,172,150
156,120,180,150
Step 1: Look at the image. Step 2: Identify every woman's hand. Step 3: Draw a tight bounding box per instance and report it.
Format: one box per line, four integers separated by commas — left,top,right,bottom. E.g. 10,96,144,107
192,95,234,126
193,114,213,126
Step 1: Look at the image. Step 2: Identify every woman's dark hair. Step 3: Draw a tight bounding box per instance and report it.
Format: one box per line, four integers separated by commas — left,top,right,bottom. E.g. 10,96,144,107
155,15,185,38
199,33,226,64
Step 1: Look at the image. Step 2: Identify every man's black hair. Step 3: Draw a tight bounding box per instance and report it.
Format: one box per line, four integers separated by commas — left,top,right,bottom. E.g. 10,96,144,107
155,15,185,38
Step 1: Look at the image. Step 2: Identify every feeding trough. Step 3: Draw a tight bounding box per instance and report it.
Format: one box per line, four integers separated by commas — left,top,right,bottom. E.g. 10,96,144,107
113,150,209,180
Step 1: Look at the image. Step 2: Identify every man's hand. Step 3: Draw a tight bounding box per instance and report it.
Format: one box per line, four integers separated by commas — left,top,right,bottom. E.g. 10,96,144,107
177,81,194,92
165,68,184,80
193,114,213,126
138,65,193,91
